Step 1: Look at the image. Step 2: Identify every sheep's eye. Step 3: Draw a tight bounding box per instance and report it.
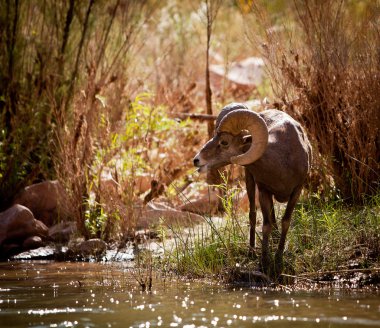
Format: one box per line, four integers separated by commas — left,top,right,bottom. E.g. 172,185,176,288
220,140,229,147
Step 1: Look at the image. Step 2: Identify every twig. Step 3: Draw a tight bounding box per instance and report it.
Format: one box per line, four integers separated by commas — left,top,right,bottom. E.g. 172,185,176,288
170,112,217,121
298,267,380,278
204,0,222,137
280,273,330,285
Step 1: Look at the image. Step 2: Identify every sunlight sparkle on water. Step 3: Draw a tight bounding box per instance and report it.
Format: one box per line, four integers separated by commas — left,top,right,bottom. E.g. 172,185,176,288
27,307,76,315
0,262,379,328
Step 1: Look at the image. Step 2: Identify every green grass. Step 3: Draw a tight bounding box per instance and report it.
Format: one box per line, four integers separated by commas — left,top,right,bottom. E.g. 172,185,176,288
170,215,250,279
160,191,380,283
160,180,254,280
287,194,380,275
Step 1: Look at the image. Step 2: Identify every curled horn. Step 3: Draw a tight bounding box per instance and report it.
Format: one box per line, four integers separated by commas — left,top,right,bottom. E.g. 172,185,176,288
217,109,269,165
215,103,248,128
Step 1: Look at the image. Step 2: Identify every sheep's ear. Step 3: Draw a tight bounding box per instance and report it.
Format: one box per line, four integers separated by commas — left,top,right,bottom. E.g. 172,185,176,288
242,135,252,144
240,135,252,152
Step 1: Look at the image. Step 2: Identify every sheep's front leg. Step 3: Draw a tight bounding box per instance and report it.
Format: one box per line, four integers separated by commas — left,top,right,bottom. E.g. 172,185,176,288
275,185,303,275
258,188,275,274
245,171,256,254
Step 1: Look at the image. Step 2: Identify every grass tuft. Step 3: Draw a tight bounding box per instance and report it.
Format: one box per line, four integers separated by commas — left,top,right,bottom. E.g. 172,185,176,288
162,189,380,284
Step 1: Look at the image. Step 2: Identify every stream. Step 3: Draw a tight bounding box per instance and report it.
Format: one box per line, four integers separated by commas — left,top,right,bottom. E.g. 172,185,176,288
0,261,379,327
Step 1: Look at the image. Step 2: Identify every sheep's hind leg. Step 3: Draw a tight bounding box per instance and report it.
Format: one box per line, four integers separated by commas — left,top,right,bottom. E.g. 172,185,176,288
274,186,303,276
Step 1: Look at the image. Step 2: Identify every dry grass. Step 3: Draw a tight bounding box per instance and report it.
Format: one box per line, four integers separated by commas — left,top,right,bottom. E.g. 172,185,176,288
0,0,158,235
246,0,380,202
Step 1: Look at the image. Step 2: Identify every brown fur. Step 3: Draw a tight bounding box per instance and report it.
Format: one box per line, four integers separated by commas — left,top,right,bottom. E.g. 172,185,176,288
194,104,312,277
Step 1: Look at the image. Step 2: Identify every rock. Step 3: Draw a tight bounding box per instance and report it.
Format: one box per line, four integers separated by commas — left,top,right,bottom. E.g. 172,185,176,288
22,236,44,250
49,221,76,243
179,191,220,216
0,205,48,244
210,57,264,87
13,180,73,226
68,238,107,259
179,188,254,216
210,57,265,101
239,186,260,210
136,202,204,229
1,243,19,258
0,204,48,259
12,245,57,260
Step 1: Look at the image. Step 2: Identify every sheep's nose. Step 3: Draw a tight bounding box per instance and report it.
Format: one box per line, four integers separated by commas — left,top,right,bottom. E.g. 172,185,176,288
193,158,200,167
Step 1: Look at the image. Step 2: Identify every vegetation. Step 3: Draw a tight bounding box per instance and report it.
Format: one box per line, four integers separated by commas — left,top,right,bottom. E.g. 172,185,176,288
161,182,380,283
0,0,379,283
0,0,200,238
246,0,379,201
288,194,380,276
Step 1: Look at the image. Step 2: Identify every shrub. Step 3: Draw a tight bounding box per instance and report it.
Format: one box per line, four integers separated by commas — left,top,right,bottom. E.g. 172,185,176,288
0,0,153,232
247,0,380,202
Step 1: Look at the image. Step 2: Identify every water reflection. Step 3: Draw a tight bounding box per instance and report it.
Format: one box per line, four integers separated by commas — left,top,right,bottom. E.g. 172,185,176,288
0,261,379,327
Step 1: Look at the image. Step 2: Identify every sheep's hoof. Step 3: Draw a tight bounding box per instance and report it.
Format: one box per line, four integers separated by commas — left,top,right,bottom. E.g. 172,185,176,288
259,253,284,280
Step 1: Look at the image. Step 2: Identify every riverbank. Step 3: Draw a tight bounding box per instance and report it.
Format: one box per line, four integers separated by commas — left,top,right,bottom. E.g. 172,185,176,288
7,194,380,291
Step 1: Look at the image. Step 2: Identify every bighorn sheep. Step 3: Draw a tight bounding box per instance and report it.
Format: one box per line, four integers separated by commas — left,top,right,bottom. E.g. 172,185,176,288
193,103,312,275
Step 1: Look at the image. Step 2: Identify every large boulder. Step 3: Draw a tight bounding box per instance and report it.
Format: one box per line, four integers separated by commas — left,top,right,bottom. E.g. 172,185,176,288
0,204,48,259
13,180,73,226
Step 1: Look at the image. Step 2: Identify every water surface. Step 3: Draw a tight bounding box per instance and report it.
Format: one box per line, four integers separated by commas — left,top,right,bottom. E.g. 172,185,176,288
0,261,379,327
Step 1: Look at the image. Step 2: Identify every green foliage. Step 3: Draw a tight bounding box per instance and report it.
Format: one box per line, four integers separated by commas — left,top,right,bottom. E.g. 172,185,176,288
163,176,253,279
91,92,191,182
162,188,380,281
287,195,380,274
84,198,109,240
85,93,193,239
